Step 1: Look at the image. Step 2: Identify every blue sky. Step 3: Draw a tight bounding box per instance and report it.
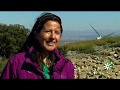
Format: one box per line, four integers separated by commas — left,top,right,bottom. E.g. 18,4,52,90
0,11,120,32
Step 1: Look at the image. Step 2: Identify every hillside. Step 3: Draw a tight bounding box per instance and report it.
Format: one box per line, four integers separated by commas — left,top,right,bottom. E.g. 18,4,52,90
0,38,120,79
66,42,120,79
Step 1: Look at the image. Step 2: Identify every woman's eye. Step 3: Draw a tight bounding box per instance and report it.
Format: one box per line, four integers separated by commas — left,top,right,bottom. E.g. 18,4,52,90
43,30,61,35
44,30,50,33
55,31,61,35
46,30,50,32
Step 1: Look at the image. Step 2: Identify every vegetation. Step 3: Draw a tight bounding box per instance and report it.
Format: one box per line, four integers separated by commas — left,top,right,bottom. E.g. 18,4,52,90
0,23,30,58
0,23,120,75
0,58,8,74
58,36,120,56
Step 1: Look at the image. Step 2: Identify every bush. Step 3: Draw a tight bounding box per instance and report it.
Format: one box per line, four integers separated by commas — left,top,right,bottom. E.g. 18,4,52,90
59,36,120,55
0,58,8,74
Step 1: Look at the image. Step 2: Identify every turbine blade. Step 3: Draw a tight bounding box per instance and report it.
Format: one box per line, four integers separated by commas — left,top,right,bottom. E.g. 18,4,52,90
90,24,101,37
103,32,115,38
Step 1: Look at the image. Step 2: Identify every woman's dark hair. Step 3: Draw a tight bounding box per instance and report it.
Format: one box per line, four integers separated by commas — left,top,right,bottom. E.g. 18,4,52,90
18,12,63,69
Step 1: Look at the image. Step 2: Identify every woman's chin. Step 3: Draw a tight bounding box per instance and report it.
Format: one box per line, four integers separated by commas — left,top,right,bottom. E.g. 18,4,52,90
45,46,56,51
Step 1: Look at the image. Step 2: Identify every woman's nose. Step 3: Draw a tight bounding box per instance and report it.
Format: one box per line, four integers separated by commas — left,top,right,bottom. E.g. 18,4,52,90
50,31,55,38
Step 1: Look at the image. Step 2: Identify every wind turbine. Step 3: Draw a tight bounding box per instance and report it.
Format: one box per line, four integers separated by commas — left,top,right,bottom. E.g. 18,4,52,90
90,24,102,39
90,24,115,40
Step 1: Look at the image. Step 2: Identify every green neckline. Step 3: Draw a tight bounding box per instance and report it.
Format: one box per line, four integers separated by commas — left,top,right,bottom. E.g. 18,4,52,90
43,64,50,79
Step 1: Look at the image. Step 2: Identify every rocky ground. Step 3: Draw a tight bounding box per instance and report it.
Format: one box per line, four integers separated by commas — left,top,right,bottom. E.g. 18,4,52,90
66,42,120,79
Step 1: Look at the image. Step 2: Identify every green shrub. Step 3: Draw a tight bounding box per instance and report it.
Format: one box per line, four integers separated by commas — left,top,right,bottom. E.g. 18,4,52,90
0,58,8,74
58,45,69,56
59,36,120,55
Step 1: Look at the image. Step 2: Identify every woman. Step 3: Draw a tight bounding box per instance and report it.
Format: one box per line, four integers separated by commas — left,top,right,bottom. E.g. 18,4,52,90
0,12,75,79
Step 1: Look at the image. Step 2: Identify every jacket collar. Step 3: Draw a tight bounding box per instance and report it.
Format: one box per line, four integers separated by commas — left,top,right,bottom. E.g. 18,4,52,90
24,47,68,72
53,48,68,72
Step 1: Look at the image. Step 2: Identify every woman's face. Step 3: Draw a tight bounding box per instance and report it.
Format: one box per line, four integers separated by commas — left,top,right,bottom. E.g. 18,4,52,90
38,20,62,52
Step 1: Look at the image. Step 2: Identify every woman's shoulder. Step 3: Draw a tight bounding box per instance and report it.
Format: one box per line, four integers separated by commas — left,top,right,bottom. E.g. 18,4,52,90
11,52,26,59
8,52,26,64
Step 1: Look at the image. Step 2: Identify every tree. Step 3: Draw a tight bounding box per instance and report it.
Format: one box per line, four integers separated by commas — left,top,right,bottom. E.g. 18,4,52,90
0,23,30,58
